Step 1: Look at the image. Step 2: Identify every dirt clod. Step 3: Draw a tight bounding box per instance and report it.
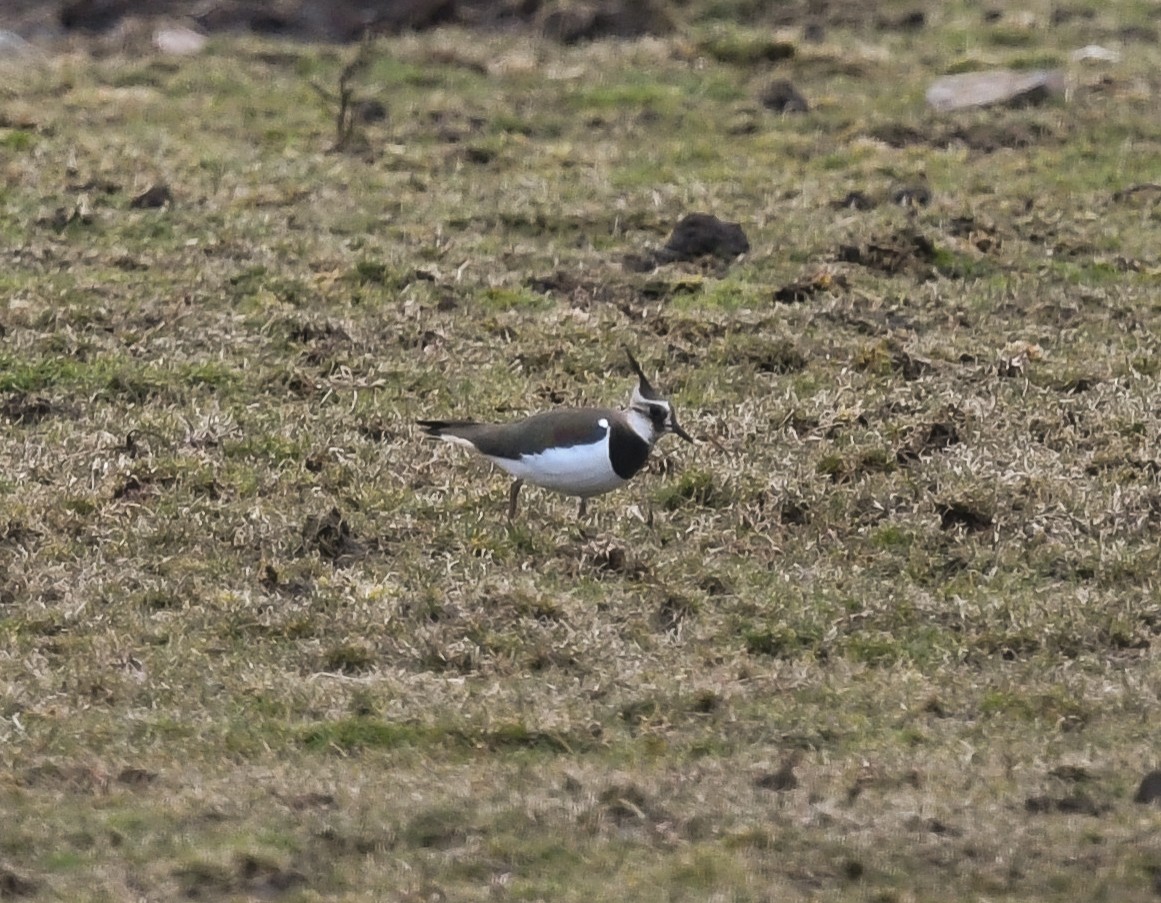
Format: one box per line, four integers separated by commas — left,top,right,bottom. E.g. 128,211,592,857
755,752,802,791
837,228,939,277
656,213,750,263
654,593,694,633
1,394,54,425
598,783,664,825
937,501,993,532
298,508,363,564
897,421,960,463
1134,770,1161,805
774,271,847,304
1025,792,1107,816
760,79,809,113
0,868,39,899
129,183,173,209
116,767,158,787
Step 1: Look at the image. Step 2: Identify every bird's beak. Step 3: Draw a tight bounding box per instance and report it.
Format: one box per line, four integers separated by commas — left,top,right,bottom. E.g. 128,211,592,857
669,418,694,443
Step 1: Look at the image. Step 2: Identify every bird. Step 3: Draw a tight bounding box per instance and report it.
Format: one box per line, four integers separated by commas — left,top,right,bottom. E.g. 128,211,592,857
418,350,693,520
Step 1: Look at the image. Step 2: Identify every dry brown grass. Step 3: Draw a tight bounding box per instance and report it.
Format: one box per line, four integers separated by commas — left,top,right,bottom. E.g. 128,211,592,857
2,1,1161,899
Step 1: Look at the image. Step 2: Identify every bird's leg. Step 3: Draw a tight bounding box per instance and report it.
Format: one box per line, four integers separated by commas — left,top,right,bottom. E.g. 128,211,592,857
507,479,524,521
577,497,588,518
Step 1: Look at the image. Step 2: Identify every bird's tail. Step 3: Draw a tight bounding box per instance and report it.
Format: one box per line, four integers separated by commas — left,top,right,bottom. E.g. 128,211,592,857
417,420,478,440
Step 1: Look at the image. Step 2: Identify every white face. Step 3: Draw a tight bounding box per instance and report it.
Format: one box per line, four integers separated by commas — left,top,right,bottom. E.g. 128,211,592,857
628,386,672,441
627,373,694,445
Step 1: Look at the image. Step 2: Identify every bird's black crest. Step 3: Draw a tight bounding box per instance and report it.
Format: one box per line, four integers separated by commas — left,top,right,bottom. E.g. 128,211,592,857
624,348,660,400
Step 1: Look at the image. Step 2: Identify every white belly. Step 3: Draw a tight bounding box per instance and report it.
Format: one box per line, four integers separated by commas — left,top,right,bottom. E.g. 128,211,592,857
488,437,626,498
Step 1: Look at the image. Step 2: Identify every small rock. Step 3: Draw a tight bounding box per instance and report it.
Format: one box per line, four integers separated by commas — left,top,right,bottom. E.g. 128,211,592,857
0,30,37,59
760,79,809,113
153,25,207,56
657,213,749,263
1070,44,1121,63
926,69,1066,112
1134,770,1161,805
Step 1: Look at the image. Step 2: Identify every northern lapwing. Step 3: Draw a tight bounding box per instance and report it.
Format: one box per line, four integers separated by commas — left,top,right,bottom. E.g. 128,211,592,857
418,350,693,520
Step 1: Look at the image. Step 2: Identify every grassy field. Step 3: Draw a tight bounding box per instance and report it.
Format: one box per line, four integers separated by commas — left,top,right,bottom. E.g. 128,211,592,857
3,1,1161,899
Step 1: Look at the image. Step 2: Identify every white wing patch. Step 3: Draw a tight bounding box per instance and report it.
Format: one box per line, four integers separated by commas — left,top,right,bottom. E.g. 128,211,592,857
484,426,626,497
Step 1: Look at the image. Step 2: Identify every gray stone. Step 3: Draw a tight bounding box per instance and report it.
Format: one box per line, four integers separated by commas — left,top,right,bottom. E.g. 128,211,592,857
0,30,36,59
1070,44,1120,63
153,25,207,56
926,69,1065,112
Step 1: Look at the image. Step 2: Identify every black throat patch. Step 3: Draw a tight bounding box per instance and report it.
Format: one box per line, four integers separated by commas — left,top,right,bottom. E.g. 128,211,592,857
608,418,652,479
